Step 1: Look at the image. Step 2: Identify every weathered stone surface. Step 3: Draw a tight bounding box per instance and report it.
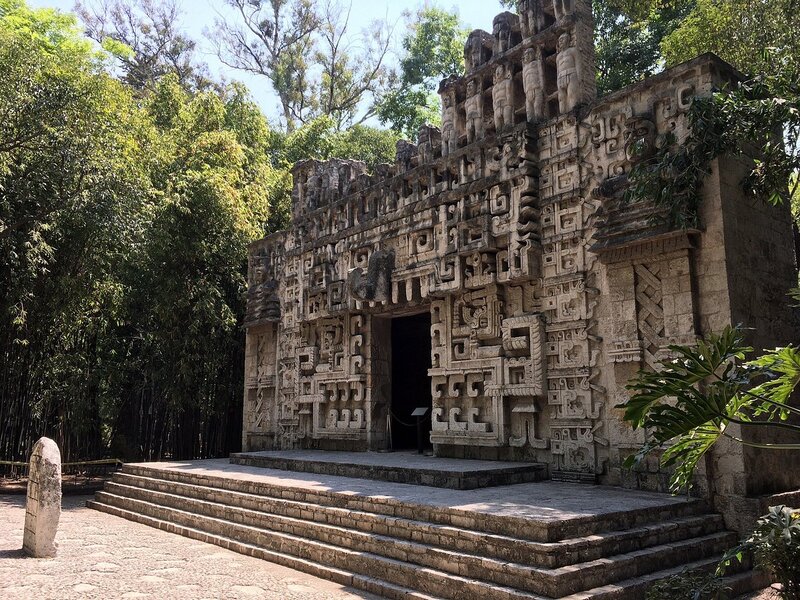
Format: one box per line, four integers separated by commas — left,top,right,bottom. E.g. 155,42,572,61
2,494,372,600
229,449,546,489
240,0,800,531
88,460,770,598
23,437,61,558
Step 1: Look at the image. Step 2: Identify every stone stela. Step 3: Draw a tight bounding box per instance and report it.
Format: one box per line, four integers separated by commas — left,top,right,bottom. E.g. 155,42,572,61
241,0,798,491
23,437,62,558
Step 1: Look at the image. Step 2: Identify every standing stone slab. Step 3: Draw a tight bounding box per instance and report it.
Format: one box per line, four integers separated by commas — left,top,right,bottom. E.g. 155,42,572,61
23,437,61,558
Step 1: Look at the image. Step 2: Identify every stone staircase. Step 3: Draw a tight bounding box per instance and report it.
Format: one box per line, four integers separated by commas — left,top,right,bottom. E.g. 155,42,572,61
88,463,763,599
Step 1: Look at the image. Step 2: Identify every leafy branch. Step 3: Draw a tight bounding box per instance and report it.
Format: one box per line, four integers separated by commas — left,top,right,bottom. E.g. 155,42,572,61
625,48,800,229
618,326,800,493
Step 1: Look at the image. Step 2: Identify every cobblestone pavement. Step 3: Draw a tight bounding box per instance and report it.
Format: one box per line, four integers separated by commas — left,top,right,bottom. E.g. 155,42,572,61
0,494,379,600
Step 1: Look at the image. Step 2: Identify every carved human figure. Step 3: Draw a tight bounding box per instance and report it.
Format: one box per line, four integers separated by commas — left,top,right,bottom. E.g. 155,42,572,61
492,15,512,54
556,32,582,113
337,163,351,196
416,124,440,163
464,30,491,72
305,173,320,210
441,92,458,156
395,139,416,172
518,0,547,37
522,46,545,121
464,79,484,143
492,64,514,132
319,172,331,204
466,34,481,71
553,0,574,20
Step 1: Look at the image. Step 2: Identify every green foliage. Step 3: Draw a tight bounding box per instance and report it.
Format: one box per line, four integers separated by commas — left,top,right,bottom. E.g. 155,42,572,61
619,327,800,493
645,569,728,600
0,0,400,462
594,0,694,96
329,125,402,170
280,115,400,170
661,0,800,79
376,7,468,138
0,0,96,57
0,1,286,461
625,50,800,227
719,506,800,599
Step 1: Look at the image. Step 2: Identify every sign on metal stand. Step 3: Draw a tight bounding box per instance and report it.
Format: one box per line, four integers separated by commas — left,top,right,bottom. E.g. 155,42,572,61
411,407,430,455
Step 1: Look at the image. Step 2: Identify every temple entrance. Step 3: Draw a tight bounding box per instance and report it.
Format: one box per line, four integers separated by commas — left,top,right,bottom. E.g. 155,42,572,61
390,312,432,451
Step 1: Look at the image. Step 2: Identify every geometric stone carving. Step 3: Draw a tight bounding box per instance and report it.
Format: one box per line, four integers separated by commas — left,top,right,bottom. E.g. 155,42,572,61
634,263,665,369
348,250,394,303
23,437,61,558
241,0,770,491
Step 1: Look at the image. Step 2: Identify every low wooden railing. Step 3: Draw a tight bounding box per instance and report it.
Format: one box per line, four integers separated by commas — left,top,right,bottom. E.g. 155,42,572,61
0,458,123,481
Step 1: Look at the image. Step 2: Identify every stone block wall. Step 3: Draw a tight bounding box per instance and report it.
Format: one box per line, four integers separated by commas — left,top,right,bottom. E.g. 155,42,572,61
241,0,800,512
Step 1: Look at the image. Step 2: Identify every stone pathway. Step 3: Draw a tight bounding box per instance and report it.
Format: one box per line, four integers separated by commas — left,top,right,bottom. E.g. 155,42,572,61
0,494,378,600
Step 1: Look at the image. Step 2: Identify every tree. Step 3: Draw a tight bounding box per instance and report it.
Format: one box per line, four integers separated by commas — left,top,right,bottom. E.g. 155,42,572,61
593,0,694,96
0,0,288,462
0,0,155,460
314,4,394,129
661,0,800,78
211,0,318,131
376,6,468,138
75,0,213,92
212,0,392,131
279,115,400,168
112,77,280,460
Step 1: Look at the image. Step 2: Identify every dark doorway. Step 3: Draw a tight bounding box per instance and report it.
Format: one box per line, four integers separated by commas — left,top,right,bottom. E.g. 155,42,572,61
390,312,432,451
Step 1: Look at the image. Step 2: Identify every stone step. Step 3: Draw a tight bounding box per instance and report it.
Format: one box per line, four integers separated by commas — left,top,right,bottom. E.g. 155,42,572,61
559,558,768,600
89,494,548,600
120,464,708,542
228,451,548,490
89,493,758,600
110,472,727,568
94,488,737,598
86,500,443,600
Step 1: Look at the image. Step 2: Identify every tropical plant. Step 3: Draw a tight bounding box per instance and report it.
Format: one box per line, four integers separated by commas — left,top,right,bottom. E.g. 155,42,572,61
719,505,800,600
645,569,729,600
619,327,800,493
625,47,800,228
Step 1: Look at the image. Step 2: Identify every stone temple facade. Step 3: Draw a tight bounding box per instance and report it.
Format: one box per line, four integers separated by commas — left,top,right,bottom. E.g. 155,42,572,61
242,0,798,506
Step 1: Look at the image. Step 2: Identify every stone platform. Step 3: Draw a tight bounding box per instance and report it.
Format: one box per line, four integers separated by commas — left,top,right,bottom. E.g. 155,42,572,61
229,450,547,489
89,459,767,599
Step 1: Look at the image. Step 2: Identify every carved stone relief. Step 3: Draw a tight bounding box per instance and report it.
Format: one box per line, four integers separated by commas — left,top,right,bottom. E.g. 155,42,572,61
242,0,747,484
